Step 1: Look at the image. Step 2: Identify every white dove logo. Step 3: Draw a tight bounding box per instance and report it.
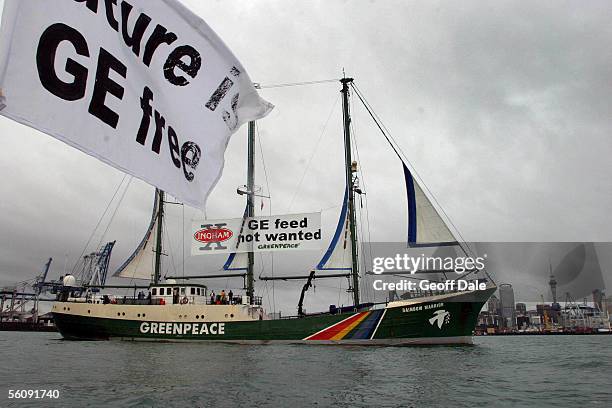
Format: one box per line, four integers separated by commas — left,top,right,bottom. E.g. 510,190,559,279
428,310,450,329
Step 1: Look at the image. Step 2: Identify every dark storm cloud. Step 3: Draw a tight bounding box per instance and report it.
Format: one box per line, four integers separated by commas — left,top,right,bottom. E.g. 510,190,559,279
1,0,611,314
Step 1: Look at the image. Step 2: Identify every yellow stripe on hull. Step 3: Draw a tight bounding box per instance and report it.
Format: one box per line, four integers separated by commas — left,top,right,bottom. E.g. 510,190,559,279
330,312,370,340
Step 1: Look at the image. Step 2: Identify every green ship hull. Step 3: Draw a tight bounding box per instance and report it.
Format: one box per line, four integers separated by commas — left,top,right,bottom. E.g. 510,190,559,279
52,288,494,345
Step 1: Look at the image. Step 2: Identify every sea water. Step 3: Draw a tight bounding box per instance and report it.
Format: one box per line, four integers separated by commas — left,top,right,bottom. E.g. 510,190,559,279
1,332,611,407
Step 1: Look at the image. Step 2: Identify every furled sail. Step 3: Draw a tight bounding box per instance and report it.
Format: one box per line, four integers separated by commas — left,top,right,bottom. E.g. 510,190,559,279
315,188,352,271
403,163,458,247
113,192,159,280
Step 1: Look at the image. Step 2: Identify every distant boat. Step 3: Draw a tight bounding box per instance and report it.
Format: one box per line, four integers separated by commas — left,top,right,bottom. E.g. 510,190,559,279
52,77,495,345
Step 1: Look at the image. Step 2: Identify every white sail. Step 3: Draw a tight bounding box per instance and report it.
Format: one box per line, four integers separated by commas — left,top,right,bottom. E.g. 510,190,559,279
316,188,352,271
403,163,457,246
113,193,159,280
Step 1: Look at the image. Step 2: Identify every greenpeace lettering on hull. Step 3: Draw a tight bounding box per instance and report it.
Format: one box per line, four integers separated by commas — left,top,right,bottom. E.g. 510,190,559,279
139,322,225,335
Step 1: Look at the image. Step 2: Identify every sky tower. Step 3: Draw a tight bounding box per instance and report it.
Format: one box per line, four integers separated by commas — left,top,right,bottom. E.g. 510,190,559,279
548,261,558,304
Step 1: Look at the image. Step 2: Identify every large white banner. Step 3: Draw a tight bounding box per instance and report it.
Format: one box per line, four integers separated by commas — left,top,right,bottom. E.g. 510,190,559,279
192,213,322,255
0,0,272,208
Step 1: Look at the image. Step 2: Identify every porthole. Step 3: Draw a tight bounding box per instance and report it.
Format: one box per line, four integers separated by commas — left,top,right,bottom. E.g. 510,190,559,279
67,308,70,311
117,312,121,316
122,312,125,316
225,314,228,318
142,313,146,318
63,307,66,311
230,314,234,318
179,315,182,318
88,310,91,314
196,315,199,319
137,314,141,317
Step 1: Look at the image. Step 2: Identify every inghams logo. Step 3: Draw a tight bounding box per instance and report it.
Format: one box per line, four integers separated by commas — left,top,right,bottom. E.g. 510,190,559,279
194,227,233,243
428,310,451,329
194,222,233,251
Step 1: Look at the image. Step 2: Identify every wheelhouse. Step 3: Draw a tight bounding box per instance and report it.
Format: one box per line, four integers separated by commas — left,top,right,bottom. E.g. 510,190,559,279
150,283,208,305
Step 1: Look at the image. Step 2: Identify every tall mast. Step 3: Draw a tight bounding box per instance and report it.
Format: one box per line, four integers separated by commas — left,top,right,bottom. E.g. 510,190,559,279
340,77,360,307
246,121,256,303
153,189,164,284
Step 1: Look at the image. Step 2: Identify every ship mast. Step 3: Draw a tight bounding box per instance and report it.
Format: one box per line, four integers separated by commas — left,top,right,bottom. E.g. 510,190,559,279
246,121,256,303
340,77,360,307
153,189,164,284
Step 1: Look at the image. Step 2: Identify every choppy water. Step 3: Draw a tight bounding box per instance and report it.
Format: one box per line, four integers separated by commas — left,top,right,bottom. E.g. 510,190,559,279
1,332,611,408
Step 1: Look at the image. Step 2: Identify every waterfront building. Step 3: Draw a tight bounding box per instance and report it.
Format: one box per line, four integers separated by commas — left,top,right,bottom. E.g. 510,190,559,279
592,289,603,311
487,294,500,315
527,310,542,327
499,284,516,329
516,315,530,330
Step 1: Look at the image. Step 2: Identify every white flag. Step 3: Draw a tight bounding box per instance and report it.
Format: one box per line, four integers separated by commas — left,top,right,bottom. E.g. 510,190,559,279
0,0,272,208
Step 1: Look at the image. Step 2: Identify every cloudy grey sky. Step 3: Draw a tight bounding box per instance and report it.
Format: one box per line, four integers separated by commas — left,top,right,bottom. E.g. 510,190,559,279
1,1,611,314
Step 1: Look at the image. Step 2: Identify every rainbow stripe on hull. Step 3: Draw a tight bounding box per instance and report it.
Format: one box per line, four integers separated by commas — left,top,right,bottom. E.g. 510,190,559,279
305,310,385,341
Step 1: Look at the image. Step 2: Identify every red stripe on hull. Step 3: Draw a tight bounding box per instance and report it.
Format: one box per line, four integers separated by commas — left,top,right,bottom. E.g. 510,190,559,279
306,312,368,340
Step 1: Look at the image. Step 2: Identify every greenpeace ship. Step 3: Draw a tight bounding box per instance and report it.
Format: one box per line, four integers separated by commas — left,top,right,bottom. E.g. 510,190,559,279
52,78,495,345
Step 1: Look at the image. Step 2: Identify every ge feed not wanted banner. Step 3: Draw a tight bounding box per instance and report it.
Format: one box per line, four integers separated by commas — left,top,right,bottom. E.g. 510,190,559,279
192,213,322,254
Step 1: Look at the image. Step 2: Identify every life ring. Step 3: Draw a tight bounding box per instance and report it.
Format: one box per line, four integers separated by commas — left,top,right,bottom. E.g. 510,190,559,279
180,297,189,305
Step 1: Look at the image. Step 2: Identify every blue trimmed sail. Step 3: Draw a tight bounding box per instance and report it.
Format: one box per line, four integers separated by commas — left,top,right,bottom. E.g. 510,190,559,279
315,188,352,271
403,163,458,247
223,252,248,271
222,205,249,271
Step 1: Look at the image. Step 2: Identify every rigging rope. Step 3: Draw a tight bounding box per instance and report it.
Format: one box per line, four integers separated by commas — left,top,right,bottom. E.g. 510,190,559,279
162,212,178,277
93,176,133,293
349,93,376,303
350,82,491,281
256,124,273,217
351,84,466,243
71,174,128,274
182,202,185,278
287,94,340,212
257,78,340,89
256,123,276,314
96,176,132,249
